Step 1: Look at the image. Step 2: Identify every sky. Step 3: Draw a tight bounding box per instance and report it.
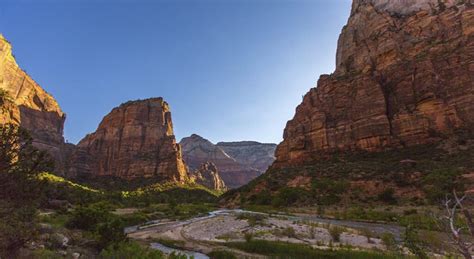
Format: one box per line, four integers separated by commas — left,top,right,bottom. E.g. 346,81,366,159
0,0,351,144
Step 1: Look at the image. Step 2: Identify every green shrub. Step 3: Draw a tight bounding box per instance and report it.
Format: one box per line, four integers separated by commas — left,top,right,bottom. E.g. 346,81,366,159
403,225,428,259
244,232,253,242
100,241,164,258
377,188,397,204
237,213,267,226
272,187,310,207
226,240,398,258
422,169,464,203
381,233,397,251
208,250,237,259
328,226,345,242
282,227,296,238
96,217,127,249
311,179,349,205
66,204,113,231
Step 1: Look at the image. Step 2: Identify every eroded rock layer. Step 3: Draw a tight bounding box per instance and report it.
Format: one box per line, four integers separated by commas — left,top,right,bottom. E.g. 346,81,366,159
275,0,474,167
216,141,276,172
0,35,67,172
69,98,188,182
190,162,227,191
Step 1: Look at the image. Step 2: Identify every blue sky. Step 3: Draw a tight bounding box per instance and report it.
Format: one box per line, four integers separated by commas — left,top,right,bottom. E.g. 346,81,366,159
0,0,351,144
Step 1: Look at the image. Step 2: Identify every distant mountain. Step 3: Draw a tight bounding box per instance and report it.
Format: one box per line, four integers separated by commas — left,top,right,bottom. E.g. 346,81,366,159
216,141,276,172
180,134,276,188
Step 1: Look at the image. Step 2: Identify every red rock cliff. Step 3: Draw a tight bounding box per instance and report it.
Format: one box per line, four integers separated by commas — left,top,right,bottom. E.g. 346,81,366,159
69,98,188,182
274,0,474,167
0,34,67,171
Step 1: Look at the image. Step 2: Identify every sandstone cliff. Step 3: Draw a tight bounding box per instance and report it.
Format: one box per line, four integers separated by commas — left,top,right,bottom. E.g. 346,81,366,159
275,0,474,167
180,134,272,188
0,34,67,172
190,162,227,191
217,141,276,172
69,98,188,182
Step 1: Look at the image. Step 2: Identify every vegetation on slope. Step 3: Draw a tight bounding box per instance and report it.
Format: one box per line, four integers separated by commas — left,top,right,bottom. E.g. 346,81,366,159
225,131,473,208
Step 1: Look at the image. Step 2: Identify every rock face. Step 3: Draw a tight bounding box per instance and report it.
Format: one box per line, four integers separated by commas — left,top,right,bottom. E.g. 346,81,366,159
180,134,275,188
275,0,474,167
190,162,227,191
216,141,276,172
0,34,67,172
69,98,188,182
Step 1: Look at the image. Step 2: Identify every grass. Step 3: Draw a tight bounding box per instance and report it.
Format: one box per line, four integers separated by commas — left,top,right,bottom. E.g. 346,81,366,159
225,240,402,258
39,172,100,193
39,213,70,229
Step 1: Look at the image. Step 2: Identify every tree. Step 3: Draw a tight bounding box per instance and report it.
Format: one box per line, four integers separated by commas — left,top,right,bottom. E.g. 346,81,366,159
442,191,473,259
0,124,54,257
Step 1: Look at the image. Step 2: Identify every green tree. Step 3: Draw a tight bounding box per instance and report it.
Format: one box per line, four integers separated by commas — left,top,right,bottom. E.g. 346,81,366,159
0,124,54,257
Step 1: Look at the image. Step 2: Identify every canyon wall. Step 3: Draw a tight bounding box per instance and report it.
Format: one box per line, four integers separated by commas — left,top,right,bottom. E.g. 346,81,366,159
0,34,67,172
274,0,474,167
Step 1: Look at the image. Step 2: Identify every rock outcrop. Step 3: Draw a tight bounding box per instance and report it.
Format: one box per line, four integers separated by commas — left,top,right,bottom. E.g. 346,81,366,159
69,98,188,182
216,141,276,172
275,0,474,167
180,134,275,188
190,162,227,191
0,34,67,172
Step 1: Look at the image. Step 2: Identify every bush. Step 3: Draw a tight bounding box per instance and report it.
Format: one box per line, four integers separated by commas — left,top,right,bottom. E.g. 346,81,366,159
311,179,349,205
66,203,113,231
422,169,464,203
208,250,237,259
0,124,54,257
328,226,345,242
237,213,266,226
244,232,253,242
226,240,398,258
377,188,397,204
381,233,397,251
282,227,296,238
100,241,164,258
96,217,127,249
272,187,310,207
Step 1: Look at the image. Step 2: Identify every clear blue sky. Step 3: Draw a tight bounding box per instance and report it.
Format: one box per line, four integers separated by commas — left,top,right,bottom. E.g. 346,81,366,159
0,0,351,144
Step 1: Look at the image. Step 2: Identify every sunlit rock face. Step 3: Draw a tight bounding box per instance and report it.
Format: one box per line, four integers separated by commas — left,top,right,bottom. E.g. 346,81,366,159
0,34,68,172
190,162,227,191
180,134,275,188
274,0,474,167
69,98,189,182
